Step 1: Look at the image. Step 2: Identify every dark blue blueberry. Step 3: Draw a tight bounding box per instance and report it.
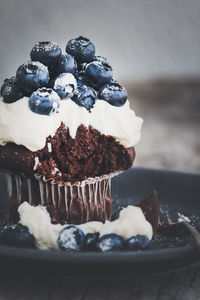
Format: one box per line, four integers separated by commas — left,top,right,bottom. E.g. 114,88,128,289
72,85,97,111
125,235,150,251
30,41,62,67
16,61,50,94
96,234,124,252
1,77,24,103
85,233,99,251
53,73,77,99
85,61,112,89
29,87,60,115
51,53,77,77
66,36,95,63
58,225,85,252
93,56,110,65
0,224,36,248
111,206,124,221
98,80,127,107
1,77,16,95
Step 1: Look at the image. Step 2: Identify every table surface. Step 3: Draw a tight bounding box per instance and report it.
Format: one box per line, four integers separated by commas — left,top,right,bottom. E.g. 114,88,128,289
0,79,200,299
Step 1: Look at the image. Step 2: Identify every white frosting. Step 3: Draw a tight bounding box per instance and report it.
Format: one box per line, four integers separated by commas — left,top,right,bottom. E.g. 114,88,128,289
18,203,153,250
0,97,143,151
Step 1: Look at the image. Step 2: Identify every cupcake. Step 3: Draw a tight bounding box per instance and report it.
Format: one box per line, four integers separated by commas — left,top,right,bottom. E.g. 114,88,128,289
0,37,143,224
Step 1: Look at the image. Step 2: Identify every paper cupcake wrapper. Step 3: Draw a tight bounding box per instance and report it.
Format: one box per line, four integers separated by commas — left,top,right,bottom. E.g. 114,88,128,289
2,171,120,224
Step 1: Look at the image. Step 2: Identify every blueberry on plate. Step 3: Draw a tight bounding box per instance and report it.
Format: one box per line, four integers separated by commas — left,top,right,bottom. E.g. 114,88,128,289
1,77,24,103
85,61,112,89
98,80,127,107
66,36,95,63
0,224,36,248
53,73,77,99
72,85,97,111
58,225,85,252
29,87,60,115
30,41,62,67
16,61,50,94
51,53,77,77
125,235,150,251
111,206,124,221
96,234,124,252
85,233,99,251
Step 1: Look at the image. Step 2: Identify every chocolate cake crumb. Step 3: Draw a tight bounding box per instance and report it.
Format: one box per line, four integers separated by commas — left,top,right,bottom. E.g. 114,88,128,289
0,123,135,183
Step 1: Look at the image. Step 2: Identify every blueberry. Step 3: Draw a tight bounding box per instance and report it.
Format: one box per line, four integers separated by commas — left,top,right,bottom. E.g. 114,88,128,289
96,234,124,252
29,87,60,115
30,41,62,67
85,233,99,251
16,61,50,94
125,235,150,251
0,224,36,248
66,36,95,63
111,206,124,221
1,77,24,103
51,53,77,77
93,56,110,65
53,73,77,99
85,61,112,89
98,80,127,107
1,77,16,95
58,225,85,252
72,85,97,110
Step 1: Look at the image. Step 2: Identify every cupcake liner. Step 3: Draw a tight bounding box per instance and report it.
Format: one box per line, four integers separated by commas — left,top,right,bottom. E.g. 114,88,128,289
2,170,120,224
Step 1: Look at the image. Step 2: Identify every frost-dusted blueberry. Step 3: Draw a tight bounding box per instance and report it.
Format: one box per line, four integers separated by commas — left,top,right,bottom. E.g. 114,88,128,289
30,41,62,67
111,206,124,221
29,87,60,115
0,224,36,248
98,80,127,107
125,235,150,251
51,53,77,77
93,56,110,65
85,61,112,88
96,234,124,252
1,77,24,103
1,77,16,95
58,225,85,252
53,73,77,99
66,36,95,63
85,233,99,251
72,85,97,111
16,61,50,94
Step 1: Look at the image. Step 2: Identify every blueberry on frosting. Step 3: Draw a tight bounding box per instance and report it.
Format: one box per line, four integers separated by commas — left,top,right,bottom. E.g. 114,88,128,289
1,77,24,103
93,55,110,65
51,53,77,77
29,87,60,115
30,41,62,67
66,36,95,63
16,61,50,94
85,60,112,89
98,80,127,107
53,73,77,99
72,85,97,111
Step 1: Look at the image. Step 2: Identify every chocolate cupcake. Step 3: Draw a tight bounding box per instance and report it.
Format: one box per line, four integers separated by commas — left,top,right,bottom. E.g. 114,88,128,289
0,37,143,224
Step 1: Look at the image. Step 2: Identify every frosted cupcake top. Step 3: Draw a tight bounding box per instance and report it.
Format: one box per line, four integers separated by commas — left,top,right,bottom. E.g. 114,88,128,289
0,37,143,151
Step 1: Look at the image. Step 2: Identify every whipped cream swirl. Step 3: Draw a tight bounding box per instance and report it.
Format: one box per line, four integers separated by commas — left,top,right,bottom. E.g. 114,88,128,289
0,97,143,151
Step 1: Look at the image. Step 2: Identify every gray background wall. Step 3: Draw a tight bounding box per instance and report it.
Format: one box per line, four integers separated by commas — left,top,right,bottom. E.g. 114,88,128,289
0,0,200,83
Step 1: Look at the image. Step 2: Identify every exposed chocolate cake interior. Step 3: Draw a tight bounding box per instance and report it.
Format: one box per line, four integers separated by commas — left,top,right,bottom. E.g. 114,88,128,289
0,123,135,183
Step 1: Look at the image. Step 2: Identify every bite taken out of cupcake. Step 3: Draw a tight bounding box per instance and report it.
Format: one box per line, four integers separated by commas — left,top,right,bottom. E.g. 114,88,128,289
0,36,143,225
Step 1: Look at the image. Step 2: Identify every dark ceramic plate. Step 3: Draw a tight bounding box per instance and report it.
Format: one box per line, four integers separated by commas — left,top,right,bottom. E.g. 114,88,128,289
0,167,200,279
